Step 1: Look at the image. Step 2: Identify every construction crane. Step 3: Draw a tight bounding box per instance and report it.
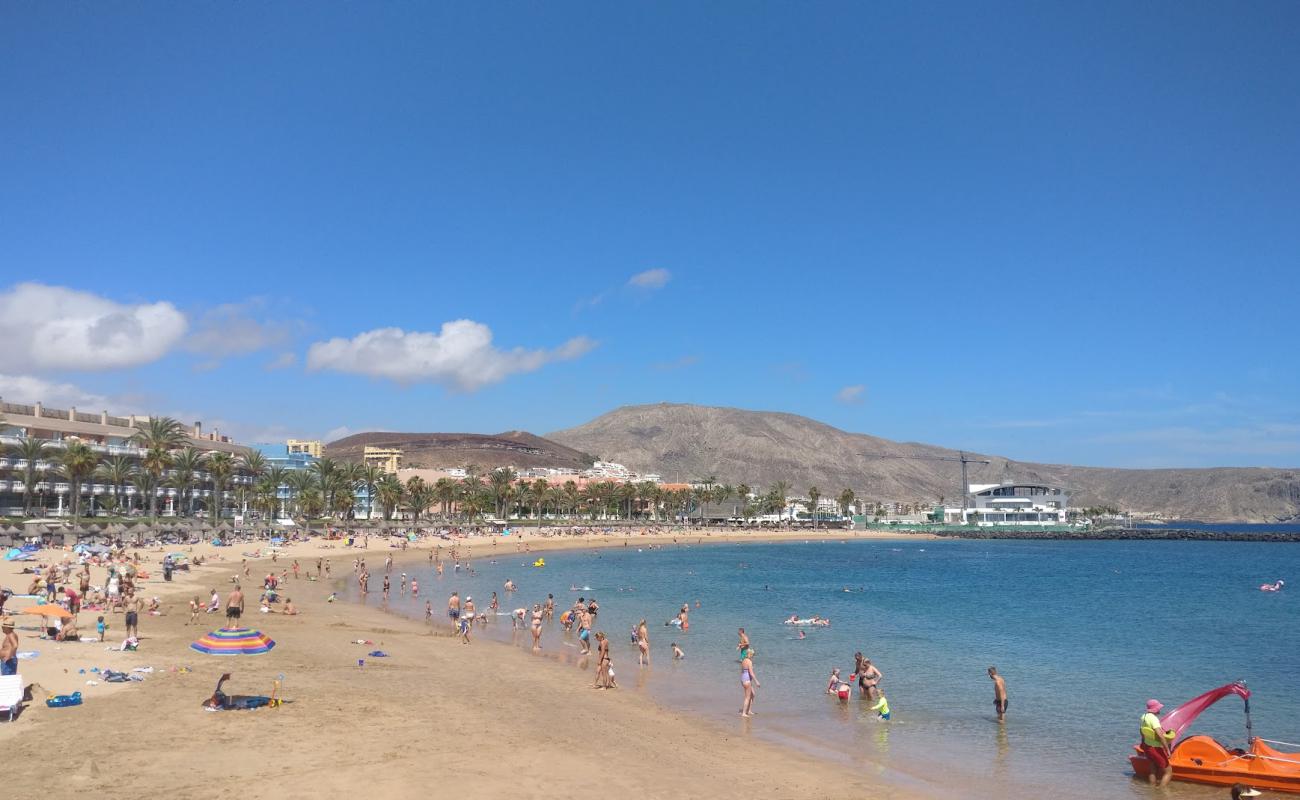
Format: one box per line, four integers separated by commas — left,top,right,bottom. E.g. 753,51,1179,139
858,451,992,520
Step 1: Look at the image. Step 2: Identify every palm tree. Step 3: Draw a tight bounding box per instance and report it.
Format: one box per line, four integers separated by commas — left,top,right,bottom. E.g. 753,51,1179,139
528,479,550,526
376,474,404,520
130,471,155,517
309,458,338,515
169,447,203,516
487,467,517,519
55,440,100,521
431,478,457,519
561,481,581,519
206,452,236,524
807,486,821,530
404,476,428,521
261,465,287,519
639,481,662,522
298,489,324,520
10,437,51,516
139,446,172,520
96,455,137,516
254,476,279,520
286,470,316,520
616,482,638,520
735,483,751,524
692,485,711,525
838,488,856,519
769,480,791,523
129,417,185,520
357,464,384,520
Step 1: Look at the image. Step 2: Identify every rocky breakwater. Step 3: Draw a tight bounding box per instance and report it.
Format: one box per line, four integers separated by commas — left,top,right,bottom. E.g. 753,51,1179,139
937,528,1300,543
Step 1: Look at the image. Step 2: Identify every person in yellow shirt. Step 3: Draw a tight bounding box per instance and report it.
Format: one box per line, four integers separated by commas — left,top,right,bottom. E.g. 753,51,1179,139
1139,699,1177,786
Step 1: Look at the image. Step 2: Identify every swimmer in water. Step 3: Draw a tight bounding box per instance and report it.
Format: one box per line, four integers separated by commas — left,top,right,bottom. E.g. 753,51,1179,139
672,642,684,660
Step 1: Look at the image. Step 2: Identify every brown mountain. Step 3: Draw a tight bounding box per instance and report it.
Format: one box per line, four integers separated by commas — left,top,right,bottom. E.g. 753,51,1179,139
548,403,1300,523
325,431,595,472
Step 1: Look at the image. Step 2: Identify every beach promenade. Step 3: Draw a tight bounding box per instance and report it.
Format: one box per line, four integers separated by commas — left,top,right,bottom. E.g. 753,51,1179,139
0,529,930,800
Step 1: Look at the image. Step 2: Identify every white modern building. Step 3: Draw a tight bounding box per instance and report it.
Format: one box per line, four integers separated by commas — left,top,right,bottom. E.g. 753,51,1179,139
944,482,1071,525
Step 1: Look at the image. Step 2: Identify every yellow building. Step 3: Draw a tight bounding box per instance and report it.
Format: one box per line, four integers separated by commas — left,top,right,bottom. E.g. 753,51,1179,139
287,439,323,458
363,446,402,474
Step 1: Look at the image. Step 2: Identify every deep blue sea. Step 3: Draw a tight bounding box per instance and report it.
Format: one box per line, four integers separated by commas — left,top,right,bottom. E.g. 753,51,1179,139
345,537,1299,799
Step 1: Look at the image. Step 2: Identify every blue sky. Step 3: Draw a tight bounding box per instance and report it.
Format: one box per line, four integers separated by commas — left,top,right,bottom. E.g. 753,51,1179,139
2,2,1298,468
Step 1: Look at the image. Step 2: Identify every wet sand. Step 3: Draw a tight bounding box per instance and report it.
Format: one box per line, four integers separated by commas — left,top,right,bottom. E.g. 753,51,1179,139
1,528,932,799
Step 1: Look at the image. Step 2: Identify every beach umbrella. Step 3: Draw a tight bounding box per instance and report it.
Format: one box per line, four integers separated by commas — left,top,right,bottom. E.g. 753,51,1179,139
190,627,276,656
18,605,73,619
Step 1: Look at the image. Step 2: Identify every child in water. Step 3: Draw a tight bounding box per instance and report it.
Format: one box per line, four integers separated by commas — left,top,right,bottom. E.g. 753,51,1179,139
869,693,891,721
672,642,685,660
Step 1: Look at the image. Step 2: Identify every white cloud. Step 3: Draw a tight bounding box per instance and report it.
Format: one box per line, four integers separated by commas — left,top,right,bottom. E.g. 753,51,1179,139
184,299,295,358
0,373,112,410
836,384,866,405
0,283,187,371
305,320,597,391
628,268,671,289
264,352,297,371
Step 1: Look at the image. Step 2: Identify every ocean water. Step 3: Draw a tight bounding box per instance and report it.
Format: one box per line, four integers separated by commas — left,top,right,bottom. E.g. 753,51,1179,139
345,537,1300,799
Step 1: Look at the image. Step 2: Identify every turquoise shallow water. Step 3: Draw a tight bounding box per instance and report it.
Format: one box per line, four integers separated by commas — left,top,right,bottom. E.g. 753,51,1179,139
346,537,1300,799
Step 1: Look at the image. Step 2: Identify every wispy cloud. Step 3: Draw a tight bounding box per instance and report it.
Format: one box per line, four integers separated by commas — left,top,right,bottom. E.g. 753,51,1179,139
184,298,300,359
628,268,671,290
264,352,297,371
836,384,866,405
575,269,672,313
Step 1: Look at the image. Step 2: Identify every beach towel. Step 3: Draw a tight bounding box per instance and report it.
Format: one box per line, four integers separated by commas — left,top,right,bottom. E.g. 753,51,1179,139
16,651,38,660
367,650,389,657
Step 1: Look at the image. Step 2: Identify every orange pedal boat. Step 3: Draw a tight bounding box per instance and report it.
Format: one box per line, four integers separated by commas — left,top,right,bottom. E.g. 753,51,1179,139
1129,682,1300,793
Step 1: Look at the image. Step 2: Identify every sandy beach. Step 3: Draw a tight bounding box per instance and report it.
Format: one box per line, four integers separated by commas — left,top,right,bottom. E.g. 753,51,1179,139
1,528,932,800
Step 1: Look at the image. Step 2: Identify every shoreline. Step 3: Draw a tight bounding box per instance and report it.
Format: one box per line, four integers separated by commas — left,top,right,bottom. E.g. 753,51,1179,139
1,532,932,800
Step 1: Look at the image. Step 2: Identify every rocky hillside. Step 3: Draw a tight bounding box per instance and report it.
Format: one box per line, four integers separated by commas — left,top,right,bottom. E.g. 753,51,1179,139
548,403,1300,522
325,431,595,472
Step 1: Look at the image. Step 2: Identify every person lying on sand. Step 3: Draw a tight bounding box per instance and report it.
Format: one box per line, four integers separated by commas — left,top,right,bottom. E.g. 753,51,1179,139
202,672,280,711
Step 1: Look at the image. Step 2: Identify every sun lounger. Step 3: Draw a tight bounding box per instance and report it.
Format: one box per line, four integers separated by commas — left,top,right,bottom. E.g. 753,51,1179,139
0,674,23,721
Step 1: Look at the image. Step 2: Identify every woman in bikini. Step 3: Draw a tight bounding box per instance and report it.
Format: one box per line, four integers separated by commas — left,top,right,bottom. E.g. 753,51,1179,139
530,603,543,650
740,650,760,717
637,619,650,666
594,632,613,689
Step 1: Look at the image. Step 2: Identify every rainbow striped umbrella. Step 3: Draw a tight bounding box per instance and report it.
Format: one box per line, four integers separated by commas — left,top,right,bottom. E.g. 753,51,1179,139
190,627,276,656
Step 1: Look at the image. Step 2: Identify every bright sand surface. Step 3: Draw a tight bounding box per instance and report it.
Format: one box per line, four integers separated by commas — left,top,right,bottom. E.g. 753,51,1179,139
1,527,933,800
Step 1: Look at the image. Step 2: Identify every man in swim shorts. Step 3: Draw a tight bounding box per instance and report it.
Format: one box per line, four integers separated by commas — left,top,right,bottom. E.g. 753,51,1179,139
226,585,244,623
448,591,460,627
989,666,1008,722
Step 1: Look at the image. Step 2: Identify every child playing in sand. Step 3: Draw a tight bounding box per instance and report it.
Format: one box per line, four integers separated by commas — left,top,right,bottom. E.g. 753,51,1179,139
97,615,107,642
189,597,200,625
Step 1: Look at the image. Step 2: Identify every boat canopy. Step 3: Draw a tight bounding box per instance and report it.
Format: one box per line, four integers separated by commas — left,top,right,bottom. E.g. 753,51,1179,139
1160,681,1251,741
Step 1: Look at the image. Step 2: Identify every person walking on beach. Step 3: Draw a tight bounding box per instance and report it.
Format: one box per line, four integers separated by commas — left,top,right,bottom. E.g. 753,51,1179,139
1139,699,1176,786
740,649,760,717
425,601,432,624
188,596,201,625
637,619,650,666
226,585,245,624
989,666,1008,722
